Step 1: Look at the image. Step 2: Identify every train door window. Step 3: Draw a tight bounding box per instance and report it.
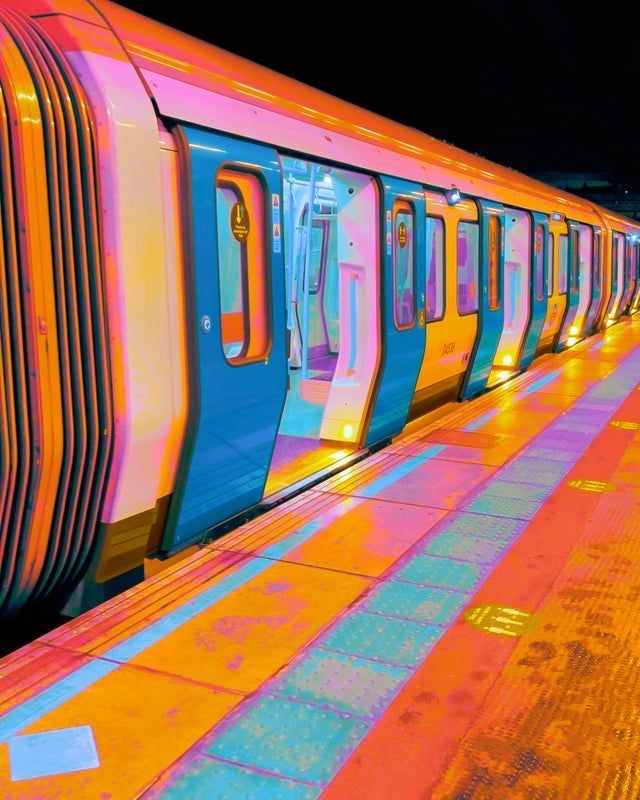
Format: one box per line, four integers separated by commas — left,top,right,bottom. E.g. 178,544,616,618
558,234,568,294
624,238,632,286
393,201,416,329
534,224,545,300
488,215,501,311
457,221,479,314
425,216,444,321
547,231,554,297
593,231,601,288
569,228,580,294
216,168,270,364
612,235,620,289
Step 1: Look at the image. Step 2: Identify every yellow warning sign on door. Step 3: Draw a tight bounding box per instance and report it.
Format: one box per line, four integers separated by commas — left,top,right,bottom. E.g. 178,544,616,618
398,221,408,248
230,202,250,243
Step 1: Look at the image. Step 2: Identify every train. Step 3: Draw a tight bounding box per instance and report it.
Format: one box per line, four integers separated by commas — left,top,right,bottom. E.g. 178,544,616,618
1,0,639,620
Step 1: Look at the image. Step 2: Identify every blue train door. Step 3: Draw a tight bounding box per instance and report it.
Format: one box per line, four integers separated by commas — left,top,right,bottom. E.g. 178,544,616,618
162,126,287,553
554,220,581,350
366,177,426,446
519,213,550,369
460,200,506,399
584,227,603,333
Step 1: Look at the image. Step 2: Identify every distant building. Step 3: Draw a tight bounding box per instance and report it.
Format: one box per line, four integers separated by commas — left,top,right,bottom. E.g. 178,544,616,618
532,171,640,221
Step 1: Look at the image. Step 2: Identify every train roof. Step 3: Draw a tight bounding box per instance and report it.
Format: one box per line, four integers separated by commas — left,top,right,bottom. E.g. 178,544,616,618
11,0,640,233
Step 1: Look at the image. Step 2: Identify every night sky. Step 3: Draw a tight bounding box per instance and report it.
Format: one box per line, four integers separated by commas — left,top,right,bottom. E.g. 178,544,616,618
119,2,640,190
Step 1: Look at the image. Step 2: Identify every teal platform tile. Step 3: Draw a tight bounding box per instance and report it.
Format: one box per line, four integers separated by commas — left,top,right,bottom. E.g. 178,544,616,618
464,494,541,520
423,531,512,564
525,447,579,464
559,423,602,434
500,458,568,486
473,480,549,502
206,695,369,785
393,554,488,593
272,649,407,718
534,436,586,452
156,757,320,799
363,581,467,626
320,610,442,667
429,512,527,542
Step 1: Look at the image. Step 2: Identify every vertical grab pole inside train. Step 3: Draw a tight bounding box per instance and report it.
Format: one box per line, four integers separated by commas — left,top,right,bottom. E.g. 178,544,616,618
301,163,318,379
285,176,296,334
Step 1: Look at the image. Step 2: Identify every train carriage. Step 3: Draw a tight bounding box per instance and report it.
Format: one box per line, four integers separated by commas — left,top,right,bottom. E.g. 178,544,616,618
1,0,639,619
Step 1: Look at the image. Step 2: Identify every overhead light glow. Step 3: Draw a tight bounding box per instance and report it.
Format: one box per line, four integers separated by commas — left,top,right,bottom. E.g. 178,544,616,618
502,354,513,366
447,185,461,205
569,325,579,336
342,424,354,440
567,336,577,346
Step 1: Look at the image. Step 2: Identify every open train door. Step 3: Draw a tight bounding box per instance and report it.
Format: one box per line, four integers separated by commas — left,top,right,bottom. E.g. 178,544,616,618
161,126,288,553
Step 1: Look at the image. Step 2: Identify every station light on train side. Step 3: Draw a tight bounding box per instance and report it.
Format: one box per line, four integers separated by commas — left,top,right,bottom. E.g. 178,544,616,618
447,186,461,205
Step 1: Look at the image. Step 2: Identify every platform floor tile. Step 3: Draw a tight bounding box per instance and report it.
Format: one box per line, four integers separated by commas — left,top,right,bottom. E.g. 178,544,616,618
319,611,442,668
392,554,490,593
271,649,408,718
154,757,321,800
205,695,370,785
363,581,469,626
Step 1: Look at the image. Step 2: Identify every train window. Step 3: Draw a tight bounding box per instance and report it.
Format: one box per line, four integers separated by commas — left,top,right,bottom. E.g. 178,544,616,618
425,216,444,321
216,168,270,364
593,231,601,289
612,236,619,287
569,229,580,295
457,221,479,315
488,215,501,311
547,232,554,297
558,234,568,294
624,239,631,286
299,206,329,294
393,200,416,329
534,224,545,301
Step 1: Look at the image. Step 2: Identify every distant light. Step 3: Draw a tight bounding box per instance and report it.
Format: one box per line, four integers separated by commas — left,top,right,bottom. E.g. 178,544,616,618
447,186,461,205
342,424,354,439
606,319,614,327
569,325,579,336
567,336,577,346
502,354,513,366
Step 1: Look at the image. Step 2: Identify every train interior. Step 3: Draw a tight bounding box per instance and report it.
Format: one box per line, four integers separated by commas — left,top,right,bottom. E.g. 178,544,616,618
264,157,378,497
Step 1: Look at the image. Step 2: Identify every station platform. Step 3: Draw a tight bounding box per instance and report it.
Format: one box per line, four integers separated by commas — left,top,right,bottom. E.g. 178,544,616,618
1,317,640,800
